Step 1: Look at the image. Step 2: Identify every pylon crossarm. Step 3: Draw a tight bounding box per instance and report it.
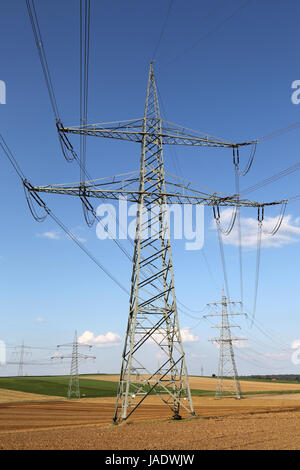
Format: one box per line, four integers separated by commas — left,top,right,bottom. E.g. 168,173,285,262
160,120,255,148
57,118,145,143
204,312,246,316
210,338,246,343
57,118,255,148
28,182,283,208
211,325,241,329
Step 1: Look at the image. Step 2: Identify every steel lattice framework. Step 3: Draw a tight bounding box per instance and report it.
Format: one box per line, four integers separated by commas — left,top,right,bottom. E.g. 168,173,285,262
205,291,246,399
27,63,283,422
52,330,95,399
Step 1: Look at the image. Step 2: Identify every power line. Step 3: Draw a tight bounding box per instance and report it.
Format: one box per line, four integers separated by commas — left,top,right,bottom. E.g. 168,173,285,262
26,0,60,120
25,0,138,261
164,0,253,66
240,161,300,198
152,0,174,60
258,120,300,143
80,0,91,192
0,136,130,296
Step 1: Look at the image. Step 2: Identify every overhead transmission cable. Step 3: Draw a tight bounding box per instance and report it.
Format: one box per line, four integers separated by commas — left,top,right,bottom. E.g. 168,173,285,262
152,0,174,61
26,0,60,121
0,135,129,296
240,162,300,198
25,0,136,261
80,0,94,226
163,0,253,66
25,1,202,318
231,144,257,307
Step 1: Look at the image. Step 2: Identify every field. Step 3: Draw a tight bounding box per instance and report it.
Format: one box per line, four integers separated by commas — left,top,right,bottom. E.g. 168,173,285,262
0,376,119,399
1,375,300,450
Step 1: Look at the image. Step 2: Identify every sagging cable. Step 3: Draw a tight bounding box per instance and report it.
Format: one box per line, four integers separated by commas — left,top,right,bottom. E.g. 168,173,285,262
233,142,257,176
79,188,96,228
56,121,77,162
23,180,49,223
26,0,59,120
22,182,129,295
262,201,288,236
251,212,263,327
213,204,237,236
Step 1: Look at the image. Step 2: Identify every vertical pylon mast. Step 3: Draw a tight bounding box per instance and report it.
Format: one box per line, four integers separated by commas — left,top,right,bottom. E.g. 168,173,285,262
205,290,246,399
18,340,25,377
113,63,194,423
52,330,95,399
68,330,80,399
27,60,269,420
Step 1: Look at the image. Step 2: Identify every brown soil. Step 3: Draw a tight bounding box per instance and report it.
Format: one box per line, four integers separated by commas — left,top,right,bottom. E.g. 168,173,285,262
1,394,300,450
0,388,63,404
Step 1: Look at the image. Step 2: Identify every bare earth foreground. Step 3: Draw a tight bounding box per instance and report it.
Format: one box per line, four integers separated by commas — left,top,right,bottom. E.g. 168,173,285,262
1,392,300,450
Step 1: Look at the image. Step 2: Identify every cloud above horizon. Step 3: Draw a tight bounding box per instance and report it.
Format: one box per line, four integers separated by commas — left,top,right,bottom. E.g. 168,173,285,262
78,330,121,348
36,230,86,243
211,209,300,248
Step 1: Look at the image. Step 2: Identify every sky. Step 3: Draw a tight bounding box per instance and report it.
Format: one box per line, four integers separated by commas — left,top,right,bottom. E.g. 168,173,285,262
1,0,300,378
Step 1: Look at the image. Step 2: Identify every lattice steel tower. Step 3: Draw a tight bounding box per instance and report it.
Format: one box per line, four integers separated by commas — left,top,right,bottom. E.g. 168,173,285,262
205,290,246,399
113,64,194,422
28,62,272,421
53,330,95,399
68,330,80,399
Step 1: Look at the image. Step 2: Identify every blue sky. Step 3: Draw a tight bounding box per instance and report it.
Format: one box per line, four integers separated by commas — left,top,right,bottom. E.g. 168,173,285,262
1,0,300,378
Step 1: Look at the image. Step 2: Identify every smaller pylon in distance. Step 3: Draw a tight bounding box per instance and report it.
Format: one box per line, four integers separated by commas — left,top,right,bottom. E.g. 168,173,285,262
204,289,246,399
52,330,95,399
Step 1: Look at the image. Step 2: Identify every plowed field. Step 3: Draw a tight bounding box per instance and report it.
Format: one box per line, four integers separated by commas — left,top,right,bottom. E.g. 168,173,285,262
1,394,300,449
0,387,63,404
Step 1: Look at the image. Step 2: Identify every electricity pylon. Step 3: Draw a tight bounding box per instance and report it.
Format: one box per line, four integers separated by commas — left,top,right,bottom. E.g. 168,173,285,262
52,330,95,399
26,62,282,422
9,341,31,376
205,290,246,399
7,342,53,375
18,340,25,376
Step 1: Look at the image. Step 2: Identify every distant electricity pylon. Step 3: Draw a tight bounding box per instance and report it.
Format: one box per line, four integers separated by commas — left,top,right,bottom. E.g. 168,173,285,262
27,62,281,422
52,330,95,399
18,340,25,376
204,290,246,399
9,341,31,376
7,341,52,376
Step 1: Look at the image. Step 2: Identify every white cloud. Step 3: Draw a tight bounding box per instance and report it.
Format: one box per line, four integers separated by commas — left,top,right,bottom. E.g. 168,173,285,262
291,339,300,350
36,230,86,243
137,327,199,346
152,327,199,345
180,327,199,343
76,236,87,243
212,210,300,248
36,231,61,240
78,330,121,348
34,317,45,323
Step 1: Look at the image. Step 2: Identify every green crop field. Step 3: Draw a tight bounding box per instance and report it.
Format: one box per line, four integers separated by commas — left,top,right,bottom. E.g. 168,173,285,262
0,376,119,398
1,375,299,400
